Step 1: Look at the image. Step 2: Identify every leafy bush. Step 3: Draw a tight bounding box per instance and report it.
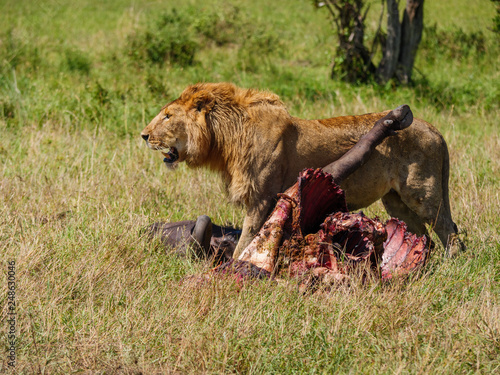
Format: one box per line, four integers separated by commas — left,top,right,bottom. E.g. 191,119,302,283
193,5,244,46
127,9,198,67
125,5,278,71
126,5,246,67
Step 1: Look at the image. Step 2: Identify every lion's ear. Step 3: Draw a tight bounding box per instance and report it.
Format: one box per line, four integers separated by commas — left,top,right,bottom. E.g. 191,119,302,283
192,91,215,113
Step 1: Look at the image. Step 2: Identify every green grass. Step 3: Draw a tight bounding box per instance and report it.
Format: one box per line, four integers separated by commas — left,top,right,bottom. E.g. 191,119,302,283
1,0,499,373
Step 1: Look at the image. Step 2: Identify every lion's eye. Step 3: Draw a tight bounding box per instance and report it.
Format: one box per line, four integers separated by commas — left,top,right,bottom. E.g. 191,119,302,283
163,113,171,121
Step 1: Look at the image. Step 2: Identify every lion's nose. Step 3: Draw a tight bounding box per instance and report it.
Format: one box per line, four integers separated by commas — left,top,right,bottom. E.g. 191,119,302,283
141,133,149,141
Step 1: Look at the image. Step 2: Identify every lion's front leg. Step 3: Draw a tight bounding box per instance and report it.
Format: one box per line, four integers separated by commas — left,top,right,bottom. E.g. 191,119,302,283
233,199,274,259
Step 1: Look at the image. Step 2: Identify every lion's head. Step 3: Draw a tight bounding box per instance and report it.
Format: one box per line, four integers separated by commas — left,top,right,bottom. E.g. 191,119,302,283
141,83,284,169
140,85,218,166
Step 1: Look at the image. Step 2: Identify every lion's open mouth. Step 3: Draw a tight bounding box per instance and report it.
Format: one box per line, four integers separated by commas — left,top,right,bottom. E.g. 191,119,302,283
161,147,179,163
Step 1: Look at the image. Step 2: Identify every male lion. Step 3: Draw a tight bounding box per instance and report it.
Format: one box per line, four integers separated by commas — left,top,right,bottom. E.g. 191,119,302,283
141,82,463,258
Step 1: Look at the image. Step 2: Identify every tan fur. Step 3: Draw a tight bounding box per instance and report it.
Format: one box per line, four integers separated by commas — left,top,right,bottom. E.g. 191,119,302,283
141,82,461,257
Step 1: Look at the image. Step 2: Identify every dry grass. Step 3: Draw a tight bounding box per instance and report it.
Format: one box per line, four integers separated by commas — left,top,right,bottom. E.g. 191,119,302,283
1,104,499,374
1,0,499,373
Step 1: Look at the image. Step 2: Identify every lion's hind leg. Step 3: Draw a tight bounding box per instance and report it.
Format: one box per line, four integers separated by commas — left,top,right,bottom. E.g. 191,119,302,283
391,181,463,257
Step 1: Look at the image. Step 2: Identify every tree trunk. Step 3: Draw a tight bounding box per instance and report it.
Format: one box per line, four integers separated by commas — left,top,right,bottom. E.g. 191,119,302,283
326,0,375,82
377,0,401,82
397,0,424,83
320,0,423,84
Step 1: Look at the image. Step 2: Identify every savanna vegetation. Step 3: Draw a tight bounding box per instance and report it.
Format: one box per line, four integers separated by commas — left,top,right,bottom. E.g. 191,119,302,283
0,0,499,373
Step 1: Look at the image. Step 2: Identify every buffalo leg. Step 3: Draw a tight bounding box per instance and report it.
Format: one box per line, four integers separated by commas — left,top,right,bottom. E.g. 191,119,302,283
323,104,413,183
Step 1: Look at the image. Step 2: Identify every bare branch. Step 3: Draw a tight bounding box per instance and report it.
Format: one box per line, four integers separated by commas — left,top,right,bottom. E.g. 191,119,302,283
362,3,371,22
323,0,338,19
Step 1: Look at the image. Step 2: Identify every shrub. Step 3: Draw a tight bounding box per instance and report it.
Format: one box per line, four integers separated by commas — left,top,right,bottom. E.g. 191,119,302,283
127,9,198,67
193,5,244,46
126,5,271,70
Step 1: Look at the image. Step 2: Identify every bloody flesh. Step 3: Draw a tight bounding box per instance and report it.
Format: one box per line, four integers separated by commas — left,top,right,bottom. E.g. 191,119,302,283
218,168,430,284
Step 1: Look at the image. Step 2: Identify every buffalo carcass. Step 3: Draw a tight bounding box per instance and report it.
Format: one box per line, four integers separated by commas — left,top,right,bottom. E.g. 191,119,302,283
144,216,240,264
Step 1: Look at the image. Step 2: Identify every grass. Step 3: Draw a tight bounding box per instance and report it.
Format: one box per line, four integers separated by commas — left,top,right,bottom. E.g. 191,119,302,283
0,0,499,373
